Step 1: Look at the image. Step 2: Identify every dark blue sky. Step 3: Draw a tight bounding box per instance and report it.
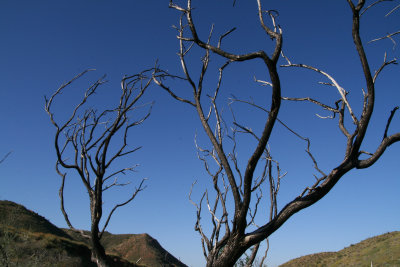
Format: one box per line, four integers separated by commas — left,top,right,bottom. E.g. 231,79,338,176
1,1,399,266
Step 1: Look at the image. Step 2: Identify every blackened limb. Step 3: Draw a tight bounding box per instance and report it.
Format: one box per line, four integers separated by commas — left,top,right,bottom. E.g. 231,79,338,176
383,107,399,140
373,52,398,83
100,178,147,239
246,0,399,250
45,69,153,267
156,0,399,266
159,0,283,265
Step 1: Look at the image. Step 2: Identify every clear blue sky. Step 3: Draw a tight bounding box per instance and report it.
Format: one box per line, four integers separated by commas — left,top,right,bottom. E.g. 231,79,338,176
0,1,399,266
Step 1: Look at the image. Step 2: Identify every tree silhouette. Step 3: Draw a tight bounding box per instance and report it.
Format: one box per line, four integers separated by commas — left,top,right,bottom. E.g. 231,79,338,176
45,69,154,267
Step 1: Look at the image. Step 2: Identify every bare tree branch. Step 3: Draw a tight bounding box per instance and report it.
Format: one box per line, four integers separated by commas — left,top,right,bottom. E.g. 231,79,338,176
373,52,398,83
361,0,394,16
369,30,400,46
386,3,400,16
100,178,147,239
281,54,359,124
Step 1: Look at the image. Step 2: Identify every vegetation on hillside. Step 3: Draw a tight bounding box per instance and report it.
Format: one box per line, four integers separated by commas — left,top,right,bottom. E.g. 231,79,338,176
0,200,71,239
280,231,400,267
65,229,187,267
0,198,399,266
0,225,97,267
0,200,186,267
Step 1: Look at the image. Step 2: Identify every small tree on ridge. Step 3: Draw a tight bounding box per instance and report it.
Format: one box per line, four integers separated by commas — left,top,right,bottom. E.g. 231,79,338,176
45,69,154,267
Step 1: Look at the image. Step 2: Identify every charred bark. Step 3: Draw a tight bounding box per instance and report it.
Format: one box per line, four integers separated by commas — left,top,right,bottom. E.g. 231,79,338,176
155,0,400,265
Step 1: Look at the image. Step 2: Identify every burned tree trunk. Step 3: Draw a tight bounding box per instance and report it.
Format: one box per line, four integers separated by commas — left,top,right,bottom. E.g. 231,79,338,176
153,0,400,265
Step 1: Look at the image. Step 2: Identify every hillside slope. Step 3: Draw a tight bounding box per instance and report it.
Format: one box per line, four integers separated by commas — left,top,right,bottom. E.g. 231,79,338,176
0,200,186,267
65,229,187,267
279,231,400,267
0,225,99,267
0,200,71,239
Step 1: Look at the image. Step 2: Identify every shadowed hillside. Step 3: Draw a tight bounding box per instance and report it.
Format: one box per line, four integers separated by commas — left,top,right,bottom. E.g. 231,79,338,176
0,200,186,267
0,225,98,267
0,200,71,239
279,231,400,267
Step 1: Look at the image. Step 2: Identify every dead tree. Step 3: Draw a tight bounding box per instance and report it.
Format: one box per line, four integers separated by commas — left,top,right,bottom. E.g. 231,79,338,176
45,69,153,267
152,0,400,266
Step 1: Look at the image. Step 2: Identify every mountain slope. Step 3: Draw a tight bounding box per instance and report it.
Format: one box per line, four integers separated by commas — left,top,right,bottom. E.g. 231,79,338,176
0,225,98,267
65,229,187,267
279,231,400,267
106,233,186,266
0,200,71,239
0,200,186,267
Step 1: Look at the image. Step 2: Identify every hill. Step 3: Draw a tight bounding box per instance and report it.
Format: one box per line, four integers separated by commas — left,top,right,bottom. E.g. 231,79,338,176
279,231,400,267
0,200,71,239
0,200,186,267
64,229,187,267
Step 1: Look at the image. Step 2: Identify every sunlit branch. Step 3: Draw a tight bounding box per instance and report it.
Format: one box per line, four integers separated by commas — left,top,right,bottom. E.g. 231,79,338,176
360,0,394,16
281,55,358,124
386,3,400,16
369,30,400,47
